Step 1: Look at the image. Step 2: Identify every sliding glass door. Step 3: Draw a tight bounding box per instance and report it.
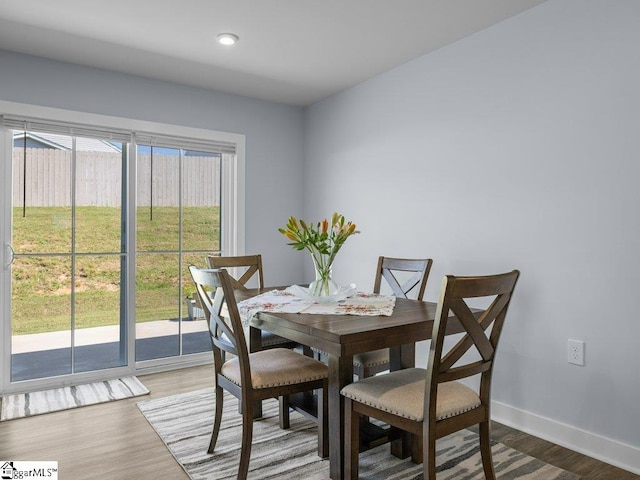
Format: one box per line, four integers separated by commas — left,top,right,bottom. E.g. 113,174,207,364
9,131,127,382
1,114,235,391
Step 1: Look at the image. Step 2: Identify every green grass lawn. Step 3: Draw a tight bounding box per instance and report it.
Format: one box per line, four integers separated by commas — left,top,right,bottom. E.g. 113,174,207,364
11,206,219,335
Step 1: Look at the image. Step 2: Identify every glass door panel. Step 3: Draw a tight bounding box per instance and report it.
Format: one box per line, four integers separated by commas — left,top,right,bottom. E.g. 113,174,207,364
135,146,220,361
9,131,126,382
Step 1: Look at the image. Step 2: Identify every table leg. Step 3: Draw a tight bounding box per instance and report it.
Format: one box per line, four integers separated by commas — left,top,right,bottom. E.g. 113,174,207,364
389,343,416,459
328,353,352,480
247,327,263,418
389,342,415,370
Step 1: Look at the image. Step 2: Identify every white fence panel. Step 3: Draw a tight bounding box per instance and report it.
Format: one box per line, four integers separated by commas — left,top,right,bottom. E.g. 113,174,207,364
12,149,220,207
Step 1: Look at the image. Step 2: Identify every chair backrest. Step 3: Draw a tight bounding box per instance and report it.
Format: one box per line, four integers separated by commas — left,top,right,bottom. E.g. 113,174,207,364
206,254,264,290
189,266,251,378
373,256,433,301
425,270,520,416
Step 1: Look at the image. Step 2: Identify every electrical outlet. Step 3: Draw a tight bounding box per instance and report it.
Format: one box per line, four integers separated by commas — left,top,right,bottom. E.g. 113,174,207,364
568,339,585,366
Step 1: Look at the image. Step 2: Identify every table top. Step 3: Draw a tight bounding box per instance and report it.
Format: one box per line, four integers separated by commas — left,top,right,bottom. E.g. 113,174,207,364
235,288,466,357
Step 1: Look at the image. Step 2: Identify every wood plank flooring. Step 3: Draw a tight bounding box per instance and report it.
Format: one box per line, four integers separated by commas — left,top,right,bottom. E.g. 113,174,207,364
0,365,636,480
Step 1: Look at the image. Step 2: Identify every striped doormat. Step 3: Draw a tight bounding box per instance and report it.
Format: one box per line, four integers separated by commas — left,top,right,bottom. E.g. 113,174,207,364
138,388,580,480
1,376,149,421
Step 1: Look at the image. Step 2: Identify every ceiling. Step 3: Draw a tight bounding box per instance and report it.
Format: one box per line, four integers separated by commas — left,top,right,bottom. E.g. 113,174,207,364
0,0,547,107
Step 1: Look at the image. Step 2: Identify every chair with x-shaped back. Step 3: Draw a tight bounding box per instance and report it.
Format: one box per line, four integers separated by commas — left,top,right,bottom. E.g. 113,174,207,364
341,269,520,479
189,266,329,480
352,256,433,379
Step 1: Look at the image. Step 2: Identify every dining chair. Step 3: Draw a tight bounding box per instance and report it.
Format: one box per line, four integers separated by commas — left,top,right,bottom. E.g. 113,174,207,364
352,256,433,379
341,269,520,480
189,266,329,480
206,254,313,419
206,254,298,352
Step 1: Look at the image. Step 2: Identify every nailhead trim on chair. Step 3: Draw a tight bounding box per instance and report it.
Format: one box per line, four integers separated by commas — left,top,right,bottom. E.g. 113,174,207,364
341,367,480,422
352,348,389,368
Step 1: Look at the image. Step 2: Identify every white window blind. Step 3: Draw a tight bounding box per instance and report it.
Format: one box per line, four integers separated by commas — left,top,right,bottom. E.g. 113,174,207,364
1,115,236,154
135,133,235,154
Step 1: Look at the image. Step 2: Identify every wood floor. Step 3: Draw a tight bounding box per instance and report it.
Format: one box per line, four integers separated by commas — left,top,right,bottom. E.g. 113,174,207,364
0,364,636,480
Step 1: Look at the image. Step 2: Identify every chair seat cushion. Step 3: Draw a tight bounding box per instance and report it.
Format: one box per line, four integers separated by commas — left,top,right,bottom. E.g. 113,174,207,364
221,348,328,389
340,367,480,421
353,348,389,368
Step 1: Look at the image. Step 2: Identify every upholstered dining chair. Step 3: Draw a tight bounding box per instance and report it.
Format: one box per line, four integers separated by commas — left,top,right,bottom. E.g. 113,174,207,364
206,254,298,352
352,256,433,379
189,266,329,480
341,270,520,480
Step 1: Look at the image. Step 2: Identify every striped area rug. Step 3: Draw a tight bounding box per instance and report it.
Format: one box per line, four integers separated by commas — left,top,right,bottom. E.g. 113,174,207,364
137,388,579,480
1,376,149,421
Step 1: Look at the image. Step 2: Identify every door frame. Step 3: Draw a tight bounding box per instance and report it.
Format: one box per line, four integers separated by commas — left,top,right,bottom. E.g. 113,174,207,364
0,101,245,394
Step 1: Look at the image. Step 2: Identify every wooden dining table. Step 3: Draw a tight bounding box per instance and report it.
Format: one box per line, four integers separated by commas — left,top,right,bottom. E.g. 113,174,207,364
235,287,467,480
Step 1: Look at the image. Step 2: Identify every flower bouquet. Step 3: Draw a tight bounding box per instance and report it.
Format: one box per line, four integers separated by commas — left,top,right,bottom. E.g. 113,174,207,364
279,212,360,298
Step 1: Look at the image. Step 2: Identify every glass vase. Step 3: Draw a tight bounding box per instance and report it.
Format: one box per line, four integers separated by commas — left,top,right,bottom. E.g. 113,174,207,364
309,252,339,298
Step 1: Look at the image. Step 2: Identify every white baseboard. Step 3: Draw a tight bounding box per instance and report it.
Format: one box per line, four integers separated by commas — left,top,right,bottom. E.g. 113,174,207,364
491,400,640,475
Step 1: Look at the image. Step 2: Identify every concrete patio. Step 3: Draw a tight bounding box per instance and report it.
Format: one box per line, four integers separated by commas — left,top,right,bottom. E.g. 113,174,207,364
10,319,211,381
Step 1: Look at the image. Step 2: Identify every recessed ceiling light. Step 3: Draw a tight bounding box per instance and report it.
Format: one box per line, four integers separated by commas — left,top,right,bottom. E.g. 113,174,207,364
217,33,239,46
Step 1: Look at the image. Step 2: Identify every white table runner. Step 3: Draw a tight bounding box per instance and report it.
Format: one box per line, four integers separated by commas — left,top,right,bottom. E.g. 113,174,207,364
237,287,396,325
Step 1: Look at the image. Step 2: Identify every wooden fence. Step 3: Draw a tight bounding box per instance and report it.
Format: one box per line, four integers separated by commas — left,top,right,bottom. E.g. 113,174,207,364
12,149,220,207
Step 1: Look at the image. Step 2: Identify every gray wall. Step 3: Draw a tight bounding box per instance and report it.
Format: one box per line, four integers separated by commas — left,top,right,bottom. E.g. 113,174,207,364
305,0,639,465
0,49,305,285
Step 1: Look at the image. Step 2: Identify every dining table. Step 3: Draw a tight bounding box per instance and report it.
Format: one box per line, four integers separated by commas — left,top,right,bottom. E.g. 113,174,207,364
234,287,468,480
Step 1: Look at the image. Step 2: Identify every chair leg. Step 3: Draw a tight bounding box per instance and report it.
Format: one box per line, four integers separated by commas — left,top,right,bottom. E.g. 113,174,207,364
479,421,496,480
208,386,224,454
238,399,263,418
411,434,423,464
344,398,360,479
279,395,290,429
318,382,329,458
238,401,255,480
423,429,437,480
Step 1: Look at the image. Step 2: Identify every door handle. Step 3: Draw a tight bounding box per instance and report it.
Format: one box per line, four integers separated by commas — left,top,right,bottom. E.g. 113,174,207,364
4,244,15,269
